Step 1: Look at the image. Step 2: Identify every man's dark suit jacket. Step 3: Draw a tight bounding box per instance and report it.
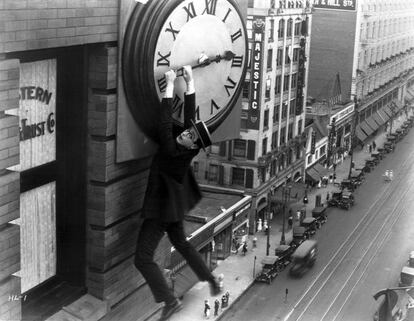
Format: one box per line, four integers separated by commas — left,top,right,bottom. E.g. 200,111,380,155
142,93,202,222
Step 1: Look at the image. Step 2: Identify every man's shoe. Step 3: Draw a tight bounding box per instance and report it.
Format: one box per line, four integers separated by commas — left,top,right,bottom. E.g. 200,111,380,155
159,299,182,321
209,277,223,296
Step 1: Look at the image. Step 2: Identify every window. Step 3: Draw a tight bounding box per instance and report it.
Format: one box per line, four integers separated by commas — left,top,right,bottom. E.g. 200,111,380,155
262,137,268,155
265,78,271,99
209,143,220,154
288,123,293,139
232,168,245,186
283,74,290,91
278,19,285,38
193,161,199,174
287,19,293,37
275,75,281,94
294,21,301,36
291,73,297,88
273,104,279,123
242,81,249,98
233,139,247,157
269,19,274,42
267,49,273,69
247,0,254,8
289,99,296,116
282,103,288,119
280,127,286,144
277,48,283,66
263,109,269,129
285,47,291,64
271,131,278,148
209,164,219,181
307,155,312,164
293,48,299,62
241,110,248,129
298,119,302,135
320,145,326,156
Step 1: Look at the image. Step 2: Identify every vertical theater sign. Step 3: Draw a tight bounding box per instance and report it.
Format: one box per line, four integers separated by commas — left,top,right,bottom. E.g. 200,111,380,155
9,59,57,292
248,17,265,130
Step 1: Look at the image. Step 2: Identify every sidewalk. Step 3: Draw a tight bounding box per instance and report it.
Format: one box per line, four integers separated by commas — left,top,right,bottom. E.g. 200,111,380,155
162,111,412,321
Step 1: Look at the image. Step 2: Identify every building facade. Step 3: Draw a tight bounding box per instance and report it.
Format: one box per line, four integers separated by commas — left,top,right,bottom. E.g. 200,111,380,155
308,0,414,142
0,1,251,321
194,0,313,233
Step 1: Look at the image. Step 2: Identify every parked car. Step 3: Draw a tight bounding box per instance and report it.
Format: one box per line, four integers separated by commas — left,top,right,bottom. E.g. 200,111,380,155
274,244,295,268
312,206,327,227
301,217,317,237
255,256,283,284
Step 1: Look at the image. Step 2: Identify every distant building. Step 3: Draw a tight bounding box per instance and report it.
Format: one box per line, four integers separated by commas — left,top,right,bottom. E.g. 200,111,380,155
194,0,313,233
308,0,414,142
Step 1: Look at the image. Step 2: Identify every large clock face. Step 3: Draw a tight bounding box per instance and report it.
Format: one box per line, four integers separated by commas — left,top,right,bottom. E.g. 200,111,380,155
153,0,247,126
122,0,248,142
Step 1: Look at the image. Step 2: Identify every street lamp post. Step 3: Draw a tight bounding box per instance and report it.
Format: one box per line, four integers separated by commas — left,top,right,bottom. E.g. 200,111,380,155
280,186,291,245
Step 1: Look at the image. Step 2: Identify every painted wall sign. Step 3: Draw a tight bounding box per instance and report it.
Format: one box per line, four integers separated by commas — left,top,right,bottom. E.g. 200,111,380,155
8,59,56,171
312,0,356,10
248,17,264,130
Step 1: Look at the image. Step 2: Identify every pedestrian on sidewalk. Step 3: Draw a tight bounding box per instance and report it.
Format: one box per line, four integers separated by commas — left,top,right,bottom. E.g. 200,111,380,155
134,66,223,321
372,140,376,150
369,144,372,153
253,236,257,248
326,192,330,204
214,299,220,317
366,143,370,153
242,241,248,256
204,300,211,319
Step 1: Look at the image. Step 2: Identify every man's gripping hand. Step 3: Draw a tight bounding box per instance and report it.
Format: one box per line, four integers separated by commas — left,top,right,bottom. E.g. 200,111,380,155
182,65,194,95
164,70,176,99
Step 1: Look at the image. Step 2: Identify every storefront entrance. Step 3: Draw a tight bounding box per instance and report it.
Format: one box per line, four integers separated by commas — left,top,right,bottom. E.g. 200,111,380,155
7,46,88,320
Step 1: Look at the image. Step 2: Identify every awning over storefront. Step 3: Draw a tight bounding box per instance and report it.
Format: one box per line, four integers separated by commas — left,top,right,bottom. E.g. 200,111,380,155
306,167,320,182
377,109,390,122
381,105,394,118
355,125,368,142
372,112,386,126
313,163,328,177
271,182,307,204
365,116,379,131
359,120,374,136
392,100,404,111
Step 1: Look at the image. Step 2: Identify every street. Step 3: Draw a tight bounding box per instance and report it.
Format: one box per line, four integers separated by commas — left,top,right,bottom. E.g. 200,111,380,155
222,128,414,321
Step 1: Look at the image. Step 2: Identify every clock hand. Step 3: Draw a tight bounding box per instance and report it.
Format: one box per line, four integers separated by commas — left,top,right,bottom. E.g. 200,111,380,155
176,51,235,77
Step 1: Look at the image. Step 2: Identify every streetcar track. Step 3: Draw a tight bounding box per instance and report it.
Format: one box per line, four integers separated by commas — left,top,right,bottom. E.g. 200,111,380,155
331,205,409,321
284,146,414,321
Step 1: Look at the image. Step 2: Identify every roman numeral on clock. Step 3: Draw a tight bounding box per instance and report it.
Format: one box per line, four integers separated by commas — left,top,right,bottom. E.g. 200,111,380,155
172,95,183,118
211,99,221,115
157,76,167,93
195,105,201,121
224,77,237,96
222,8,232,22
156,51,171,66
231,29,242,42
165,22,180,40
232,55,243,67
202,0,217,15
183,2,197,21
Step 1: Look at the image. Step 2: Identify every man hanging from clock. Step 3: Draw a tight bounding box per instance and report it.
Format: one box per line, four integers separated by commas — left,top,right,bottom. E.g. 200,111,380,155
134,65,224,321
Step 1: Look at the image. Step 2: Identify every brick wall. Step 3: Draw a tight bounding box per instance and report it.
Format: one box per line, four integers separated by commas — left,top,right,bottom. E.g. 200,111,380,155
0,0,118,53
0,58,21,320
86,44,163,318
